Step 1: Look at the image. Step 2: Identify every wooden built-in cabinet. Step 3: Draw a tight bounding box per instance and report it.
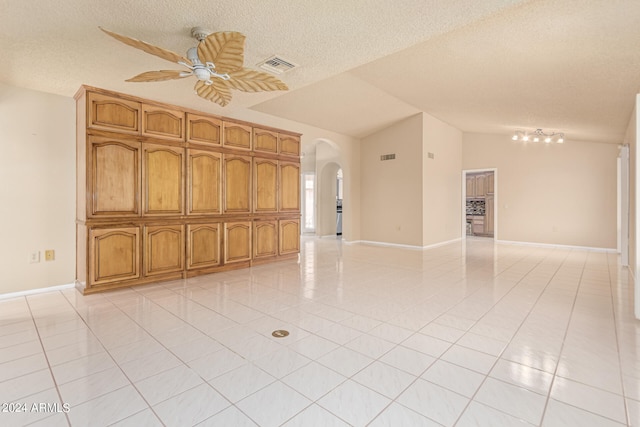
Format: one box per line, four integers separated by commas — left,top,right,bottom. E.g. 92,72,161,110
187,114,221,146
143,144,184,216
223,121,252,150
254,220,278,259
144,224,184,276
76,86,301,294
279,161,301,212
254,158,278,213
88,136,140,217
187,223,221,270
279,219,300,255
224,154,252,214
89,226,140,286
187,149,221,215
225,222,252,264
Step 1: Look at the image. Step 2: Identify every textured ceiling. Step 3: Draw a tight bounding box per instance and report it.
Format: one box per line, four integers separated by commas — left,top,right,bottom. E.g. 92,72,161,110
2,0,639,143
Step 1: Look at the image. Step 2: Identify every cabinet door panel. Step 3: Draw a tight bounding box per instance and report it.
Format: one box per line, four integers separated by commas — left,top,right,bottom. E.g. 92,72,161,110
90,137,140,216
254,158,278,212
475,175,486,197
466,176,475,197
223,154,251,213
279,161,300,212
279,219,300,255
187,114,221,146
187,223,221,269
89,227,140,285
224,222,251,263
142,105,185,140
279,134,300,157
144,225,184,276
254,221,277,259
188,150,221,215
143,144,184,215
88,93,140,134
223,122,252,150
254,129,278,153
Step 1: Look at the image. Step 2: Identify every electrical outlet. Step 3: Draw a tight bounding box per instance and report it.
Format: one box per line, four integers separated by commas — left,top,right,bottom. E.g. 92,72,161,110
45,250,55,261
29,251,40,263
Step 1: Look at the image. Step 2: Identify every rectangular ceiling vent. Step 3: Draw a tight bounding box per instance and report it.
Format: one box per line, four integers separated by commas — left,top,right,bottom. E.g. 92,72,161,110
257,55,299,74
380,154,396,161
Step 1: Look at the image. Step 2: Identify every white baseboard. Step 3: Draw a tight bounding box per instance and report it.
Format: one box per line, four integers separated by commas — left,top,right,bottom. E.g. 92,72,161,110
346,237,463,250
0,283,75,301
495,239,617,253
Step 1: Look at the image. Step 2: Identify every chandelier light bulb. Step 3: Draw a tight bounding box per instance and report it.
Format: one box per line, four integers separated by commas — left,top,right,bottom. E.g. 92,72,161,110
522,135,529,141
545,137,551,143
512,134,518,141
557,137,564,143
533,137,539,142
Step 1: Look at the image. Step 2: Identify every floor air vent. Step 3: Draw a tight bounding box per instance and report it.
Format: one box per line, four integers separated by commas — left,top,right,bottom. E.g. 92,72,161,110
380,154,396,161
257,56,298,74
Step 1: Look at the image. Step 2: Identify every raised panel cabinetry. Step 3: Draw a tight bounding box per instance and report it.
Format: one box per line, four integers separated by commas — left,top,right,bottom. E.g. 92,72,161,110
88,137,140,217
224,154,252,213
254,128,278,154
188,149,221,215
279,161,300,212
279,134,300,157
87,92,140,134
89,227,140,286
187,223,221,270
142,105,184,140
279,219,300,255
254,158,278,213
225,222,252,264
223,121,252,150
254,220,278,259
143,144,184,216
144,225,184,276
76,86,300,294
187,114,221,146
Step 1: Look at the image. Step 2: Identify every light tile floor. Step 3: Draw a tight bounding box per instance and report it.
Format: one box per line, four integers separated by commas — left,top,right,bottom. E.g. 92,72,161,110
0,237,638,426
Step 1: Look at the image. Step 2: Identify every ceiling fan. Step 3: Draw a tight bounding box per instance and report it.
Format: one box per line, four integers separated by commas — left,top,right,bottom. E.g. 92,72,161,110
100,26,288,107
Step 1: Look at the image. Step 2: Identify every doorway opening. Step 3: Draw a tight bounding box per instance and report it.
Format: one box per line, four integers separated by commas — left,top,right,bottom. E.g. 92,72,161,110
302,172,316,234
462,169,498,240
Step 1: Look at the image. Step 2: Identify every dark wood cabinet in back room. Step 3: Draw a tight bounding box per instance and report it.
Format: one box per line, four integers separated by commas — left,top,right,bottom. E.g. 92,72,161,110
75,86,301,294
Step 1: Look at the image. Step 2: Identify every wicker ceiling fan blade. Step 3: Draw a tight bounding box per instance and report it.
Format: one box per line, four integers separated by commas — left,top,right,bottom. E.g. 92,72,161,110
198,32,245,73
100,27,192,66
126,70,191,82
226,69,289,92
194,80,232,107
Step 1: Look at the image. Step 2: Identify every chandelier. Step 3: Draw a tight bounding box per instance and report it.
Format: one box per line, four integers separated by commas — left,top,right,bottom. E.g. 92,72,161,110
511,129,564,143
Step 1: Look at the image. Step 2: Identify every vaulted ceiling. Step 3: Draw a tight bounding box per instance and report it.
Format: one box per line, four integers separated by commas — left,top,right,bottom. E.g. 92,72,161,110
2,0,639,143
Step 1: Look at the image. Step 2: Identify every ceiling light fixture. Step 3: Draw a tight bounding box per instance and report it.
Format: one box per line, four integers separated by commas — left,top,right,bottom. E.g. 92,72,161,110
511,129,565,144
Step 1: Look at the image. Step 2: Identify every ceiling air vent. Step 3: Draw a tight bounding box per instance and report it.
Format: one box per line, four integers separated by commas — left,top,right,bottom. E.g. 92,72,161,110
257,55,299,74
380,154,396,161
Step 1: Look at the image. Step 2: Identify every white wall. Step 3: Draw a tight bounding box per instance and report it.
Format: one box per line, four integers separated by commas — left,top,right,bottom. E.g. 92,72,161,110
462,133,618,249
0,83,76,294
422,114,463,246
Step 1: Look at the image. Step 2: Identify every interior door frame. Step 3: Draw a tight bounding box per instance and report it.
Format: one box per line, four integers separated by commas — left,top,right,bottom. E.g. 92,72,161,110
462,168,498,240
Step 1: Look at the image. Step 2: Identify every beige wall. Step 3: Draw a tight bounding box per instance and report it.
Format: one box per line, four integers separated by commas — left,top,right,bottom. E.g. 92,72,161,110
462,133,618,249
361,114,424,246
0,83,76,294
422,114,463,246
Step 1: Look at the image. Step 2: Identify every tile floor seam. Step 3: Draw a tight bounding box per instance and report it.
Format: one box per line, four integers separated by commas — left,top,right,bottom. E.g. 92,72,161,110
607,253,632,426
24,293,72,427
451,246,572,426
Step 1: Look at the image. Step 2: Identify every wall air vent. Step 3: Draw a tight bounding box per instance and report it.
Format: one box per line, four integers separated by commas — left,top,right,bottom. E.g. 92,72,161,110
257,55,299,74
380,154,396,161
